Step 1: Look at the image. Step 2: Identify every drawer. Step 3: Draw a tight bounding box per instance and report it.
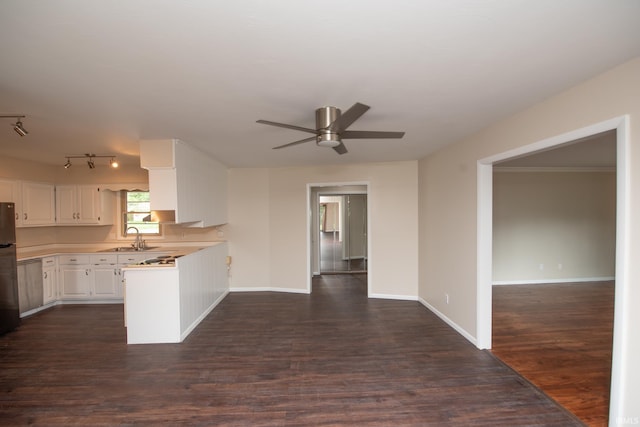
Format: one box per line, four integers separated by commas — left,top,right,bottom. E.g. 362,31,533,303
117,253,151,265
58,254,91,265
42,256,57,267
90,254,119,265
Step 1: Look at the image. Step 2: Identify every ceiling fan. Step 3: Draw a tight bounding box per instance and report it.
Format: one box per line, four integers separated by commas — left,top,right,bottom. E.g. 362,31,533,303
256,102,405,155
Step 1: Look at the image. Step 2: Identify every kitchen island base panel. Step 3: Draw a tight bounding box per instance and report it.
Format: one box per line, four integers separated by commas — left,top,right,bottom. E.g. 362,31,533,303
123,243,228,344
125,269,181,344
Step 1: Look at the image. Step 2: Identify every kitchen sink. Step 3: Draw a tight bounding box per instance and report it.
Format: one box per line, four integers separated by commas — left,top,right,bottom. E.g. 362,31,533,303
99,246,160,252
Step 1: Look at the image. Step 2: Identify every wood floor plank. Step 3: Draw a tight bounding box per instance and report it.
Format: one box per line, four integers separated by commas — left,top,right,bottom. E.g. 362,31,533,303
1,274,582,425
492,282,614,427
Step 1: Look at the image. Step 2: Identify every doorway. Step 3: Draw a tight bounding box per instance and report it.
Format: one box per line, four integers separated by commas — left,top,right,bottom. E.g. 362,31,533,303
307,183,370,293
476,116,629,424
319,194,368,273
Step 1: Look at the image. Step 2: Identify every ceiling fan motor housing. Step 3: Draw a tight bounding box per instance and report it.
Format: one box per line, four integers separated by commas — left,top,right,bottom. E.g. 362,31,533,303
315,106,341,147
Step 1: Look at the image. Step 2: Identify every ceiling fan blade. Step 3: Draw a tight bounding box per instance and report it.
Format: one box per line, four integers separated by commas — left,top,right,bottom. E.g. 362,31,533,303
333,142,348,155
341,130,405,139
272,136,317,150
329,102,370,132
257,120,318,134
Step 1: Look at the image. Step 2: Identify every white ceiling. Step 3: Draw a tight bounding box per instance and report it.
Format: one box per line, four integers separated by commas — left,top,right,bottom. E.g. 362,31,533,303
1,1,639,169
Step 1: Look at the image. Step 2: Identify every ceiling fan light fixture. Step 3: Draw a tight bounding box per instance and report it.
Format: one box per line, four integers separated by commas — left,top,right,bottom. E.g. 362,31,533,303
316,133,341,148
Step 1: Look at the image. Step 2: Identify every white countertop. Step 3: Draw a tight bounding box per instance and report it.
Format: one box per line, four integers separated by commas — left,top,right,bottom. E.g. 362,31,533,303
16,242,224,262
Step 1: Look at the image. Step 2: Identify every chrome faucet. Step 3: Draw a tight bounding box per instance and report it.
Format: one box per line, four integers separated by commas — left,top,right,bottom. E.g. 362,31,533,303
125,226,144,250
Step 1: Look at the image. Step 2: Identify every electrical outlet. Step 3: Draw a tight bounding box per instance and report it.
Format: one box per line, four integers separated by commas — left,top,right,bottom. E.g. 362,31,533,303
557,263,563,270
539,263,544,270
445,293,450,304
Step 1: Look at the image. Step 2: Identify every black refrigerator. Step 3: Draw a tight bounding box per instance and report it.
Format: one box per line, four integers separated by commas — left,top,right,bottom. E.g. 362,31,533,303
0,202,19,334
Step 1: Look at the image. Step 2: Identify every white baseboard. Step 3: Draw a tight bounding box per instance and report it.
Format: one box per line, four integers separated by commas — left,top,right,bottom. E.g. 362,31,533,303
230,286,310,294
418,297,478,347
20,299,124,318
368,293,418,301
493,276,615,286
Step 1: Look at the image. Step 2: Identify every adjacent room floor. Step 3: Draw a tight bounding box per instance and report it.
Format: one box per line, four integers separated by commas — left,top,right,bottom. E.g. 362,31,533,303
1,275,582,426
492,281,614,427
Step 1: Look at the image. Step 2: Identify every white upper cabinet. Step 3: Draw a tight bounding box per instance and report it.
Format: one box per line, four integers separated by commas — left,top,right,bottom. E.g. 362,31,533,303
55,185,115,226
21,182,56,226
0,179,23,226
0,180,55,227
140,139,227,227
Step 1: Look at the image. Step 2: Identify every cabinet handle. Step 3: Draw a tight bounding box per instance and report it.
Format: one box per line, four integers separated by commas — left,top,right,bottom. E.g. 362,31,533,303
15,213,18,220
44,272,48,279
86,270,89,275
24,213,27,220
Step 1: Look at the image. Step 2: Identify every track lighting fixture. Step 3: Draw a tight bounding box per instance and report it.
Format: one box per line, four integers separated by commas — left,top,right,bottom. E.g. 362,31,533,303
0,115,28,137
63,153,119,170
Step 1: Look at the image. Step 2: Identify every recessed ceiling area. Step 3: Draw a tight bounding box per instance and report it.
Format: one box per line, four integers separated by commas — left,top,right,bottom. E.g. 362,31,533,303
0,1,639,168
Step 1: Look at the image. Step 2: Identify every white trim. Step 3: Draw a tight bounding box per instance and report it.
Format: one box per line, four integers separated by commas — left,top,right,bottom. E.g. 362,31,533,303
477,163,493,349
609,116,630,424
307,181,371,295
493,276,615,286
369,293,418,301
476,115,629,425
419,297,478,346
494,166,616,173
230,286,310,294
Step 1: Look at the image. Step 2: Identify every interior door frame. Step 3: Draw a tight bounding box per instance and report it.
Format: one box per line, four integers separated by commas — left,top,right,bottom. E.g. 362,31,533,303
476,115,629,423
307,182,370,293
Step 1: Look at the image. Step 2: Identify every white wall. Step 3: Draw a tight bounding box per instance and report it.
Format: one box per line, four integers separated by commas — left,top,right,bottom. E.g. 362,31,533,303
227,161,419,299
493,170,616,283
418,57,640,421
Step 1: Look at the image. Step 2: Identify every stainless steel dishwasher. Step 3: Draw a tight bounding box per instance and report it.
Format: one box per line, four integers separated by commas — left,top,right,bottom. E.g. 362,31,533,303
17,259,43,314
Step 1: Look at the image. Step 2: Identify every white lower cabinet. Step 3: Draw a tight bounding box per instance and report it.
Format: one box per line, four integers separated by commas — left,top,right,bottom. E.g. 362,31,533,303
91,254,120,298
58,254,120,300
59,255,92,299
42,256,58,304
51,252,166,302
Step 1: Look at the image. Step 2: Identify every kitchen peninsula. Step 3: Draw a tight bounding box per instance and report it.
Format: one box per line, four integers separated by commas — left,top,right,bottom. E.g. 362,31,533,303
123,242,228,344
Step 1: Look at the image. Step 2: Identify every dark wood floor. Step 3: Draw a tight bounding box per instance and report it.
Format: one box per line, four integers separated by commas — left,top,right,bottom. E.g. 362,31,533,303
1,275,582,426
492,282,614,427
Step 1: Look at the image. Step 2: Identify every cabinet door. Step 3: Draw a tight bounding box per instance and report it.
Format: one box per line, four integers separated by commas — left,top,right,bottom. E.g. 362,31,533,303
22,182,56,226
93,266,118,297
77,186,101,224
60,266,91,298
43,267,57,304
0,180,22,226
55,185,77,224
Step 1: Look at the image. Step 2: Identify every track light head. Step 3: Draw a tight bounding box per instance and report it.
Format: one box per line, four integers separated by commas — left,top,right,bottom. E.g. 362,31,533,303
87,158,95,169
64,158,72,169
110,157,119,168
13,120,28,137
0,115,28,136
